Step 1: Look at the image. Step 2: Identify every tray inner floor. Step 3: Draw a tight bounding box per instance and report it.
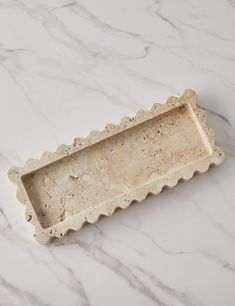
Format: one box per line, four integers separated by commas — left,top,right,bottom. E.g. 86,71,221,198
22,104,212,228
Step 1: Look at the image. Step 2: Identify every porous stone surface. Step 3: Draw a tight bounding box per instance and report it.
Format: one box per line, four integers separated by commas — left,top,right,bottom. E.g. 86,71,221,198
8,89,225,244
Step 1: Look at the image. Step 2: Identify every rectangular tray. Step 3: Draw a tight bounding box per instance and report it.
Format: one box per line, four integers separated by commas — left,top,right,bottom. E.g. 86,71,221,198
8,90,225,244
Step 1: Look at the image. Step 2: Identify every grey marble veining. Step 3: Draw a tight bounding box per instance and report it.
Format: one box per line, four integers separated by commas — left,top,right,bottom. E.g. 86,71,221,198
0,0,235,305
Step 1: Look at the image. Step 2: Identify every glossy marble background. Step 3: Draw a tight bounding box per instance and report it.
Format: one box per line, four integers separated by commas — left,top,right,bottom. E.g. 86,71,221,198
0,0,235,305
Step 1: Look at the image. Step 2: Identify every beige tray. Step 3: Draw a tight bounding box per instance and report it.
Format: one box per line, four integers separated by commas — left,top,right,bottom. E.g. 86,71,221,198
8,90,225,244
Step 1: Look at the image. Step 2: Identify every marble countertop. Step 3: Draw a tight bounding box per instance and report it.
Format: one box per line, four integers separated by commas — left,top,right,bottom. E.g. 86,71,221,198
0,0,235,305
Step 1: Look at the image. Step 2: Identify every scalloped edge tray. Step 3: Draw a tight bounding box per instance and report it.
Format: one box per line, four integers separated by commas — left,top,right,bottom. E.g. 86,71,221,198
8,89,225,244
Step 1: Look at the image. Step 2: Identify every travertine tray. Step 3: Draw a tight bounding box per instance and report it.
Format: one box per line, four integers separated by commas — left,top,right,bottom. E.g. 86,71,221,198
8,90,225,244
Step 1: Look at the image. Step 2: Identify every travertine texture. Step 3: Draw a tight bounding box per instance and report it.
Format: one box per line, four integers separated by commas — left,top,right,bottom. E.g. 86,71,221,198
8,90,225,244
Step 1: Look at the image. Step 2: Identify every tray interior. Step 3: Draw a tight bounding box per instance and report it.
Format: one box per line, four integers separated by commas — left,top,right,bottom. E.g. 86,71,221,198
22,104,212,229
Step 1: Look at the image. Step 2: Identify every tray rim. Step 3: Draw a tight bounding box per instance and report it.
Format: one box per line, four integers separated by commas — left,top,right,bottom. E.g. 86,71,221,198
8,89,225,244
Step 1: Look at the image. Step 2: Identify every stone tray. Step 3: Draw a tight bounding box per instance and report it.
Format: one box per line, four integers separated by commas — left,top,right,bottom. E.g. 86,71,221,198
8,90,225,244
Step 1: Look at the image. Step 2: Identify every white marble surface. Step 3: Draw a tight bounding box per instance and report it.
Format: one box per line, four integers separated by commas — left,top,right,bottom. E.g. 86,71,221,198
0,0,235,305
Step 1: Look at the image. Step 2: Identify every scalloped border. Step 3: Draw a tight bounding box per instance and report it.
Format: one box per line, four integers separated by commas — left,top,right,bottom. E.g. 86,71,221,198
8,89,225,244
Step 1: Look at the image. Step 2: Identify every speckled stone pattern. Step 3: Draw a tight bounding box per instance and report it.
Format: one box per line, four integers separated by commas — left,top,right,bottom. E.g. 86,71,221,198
8,90,225,244
22,105,209,228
